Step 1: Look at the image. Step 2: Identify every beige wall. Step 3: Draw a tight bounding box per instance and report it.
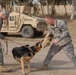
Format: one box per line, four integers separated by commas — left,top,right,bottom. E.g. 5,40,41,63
54,5,73,15
37,5,75,16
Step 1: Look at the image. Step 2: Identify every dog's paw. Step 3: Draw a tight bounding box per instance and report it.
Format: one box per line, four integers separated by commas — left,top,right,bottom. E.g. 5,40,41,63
30,68,37,72
22,70,25,75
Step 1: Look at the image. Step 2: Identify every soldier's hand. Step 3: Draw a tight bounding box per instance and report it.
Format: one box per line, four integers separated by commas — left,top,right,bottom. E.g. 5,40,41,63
53,39,58,45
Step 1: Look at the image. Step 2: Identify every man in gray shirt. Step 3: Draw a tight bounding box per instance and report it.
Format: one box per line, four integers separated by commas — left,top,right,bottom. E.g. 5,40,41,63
38,14,76,70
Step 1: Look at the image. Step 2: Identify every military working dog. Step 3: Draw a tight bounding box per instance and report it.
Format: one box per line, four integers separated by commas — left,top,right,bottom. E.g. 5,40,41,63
12,35,52,74
12,40,43,74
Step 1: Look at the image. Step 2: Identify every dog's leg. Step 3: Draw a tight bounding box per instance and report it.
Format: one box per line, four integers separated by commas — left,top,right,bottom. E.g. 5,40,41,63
21,58,25,74
27,61,31,70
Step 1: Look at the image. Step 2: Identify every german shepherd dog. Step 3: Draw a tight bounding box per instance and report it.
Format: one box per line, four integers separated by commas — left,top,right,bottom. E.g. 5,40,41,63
12,40,43,74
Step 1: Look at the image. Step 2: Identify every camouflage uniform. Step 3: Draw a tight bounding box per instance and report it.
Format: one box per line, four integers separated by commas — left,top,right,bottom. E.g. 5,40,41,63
43,19,76,66
0,7,9,65
0,18,4,65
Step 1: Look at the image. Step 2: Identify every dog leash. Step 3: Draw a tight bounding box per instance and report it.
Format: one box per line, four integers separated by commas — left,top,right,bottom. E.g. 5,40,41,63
1,38,8,55
5,38,35,54
4,38,8,55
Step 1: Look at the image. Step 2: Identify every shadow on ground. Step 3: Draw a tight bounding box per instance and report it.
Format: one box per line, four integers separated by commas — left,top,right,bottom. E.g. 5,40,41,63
4,60,75,74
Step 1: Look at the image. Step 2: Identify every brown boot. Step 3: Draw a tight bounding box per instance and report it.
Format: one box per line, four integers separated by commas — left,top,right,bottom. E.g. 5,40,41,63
37,64,48,70
0,65,11,72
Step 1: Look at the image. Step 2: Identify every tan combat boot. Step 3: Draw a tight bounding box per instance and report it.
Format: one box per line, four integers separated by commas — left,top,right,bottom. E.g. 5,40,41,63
37,64,48,70
0,65,11,72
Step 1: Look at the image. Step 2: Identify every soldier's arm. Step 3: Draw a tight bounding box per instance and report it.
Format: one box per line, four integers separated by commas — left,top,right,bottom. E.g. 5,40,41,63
57,21,70,42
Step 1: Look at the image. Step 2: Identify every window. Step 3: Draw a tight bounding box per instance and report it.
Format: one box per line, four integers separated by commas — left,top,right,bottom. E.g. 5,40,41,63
10,16,14,21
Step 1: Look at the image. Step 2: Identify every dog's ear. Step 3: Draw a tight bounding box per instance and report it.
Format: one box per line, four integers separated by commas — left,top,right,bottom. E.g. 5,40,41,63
36,43,39,46
25,45,29,47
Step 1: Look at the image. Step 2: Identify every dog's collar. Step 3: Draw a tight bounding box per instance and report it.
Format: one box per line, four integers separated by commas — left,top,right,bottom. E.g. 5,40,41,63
28,47,35,53
24,45,35,54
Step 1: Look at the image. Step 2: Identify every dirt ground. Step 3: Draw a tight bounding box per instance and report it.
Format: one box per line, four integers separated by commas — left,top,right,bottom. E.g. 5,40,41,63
0,20,76,75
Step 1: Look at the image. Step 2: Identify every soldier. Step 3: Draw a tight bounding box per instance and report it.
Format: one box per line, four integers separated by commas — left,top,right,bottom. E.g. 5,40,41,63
38,14,76,70
0,5,11,72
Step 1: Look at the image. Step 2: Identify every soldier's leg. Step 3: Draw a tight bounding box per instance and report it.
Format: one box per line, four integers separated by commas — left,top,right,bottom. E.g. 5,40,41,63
0,42,11,72
37,44,62,70
63,42,76,66
43,44,62,65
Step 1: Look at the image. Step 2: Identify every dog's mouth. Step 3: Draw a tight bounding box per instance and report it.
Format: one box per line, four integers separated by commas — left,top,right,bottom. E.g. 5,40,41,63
34,41,43,52
35,40,43,48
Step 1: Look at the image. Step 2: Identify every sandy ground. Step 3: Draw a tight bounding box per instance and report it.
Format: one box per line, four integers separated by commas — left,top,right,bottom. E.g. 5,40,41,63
0,20,76,75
